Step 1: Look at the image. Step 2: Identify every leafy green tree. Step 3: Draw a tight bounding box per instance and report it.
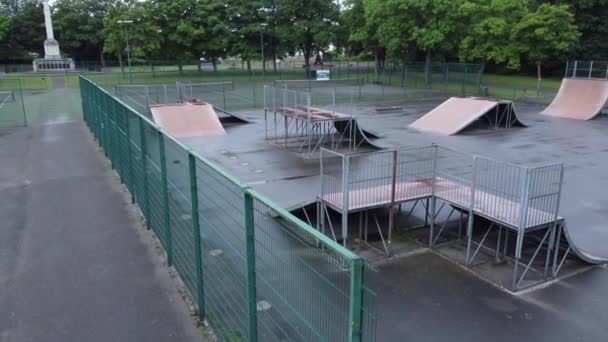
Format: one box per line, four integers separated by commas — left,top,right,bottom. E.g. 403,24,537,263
365,0,464,83
556,0,608,61
512,3,580,91
0,15,9,43
276,0,339,68
103,0,162,70
459,0,528,83
5,0,44,58
53,0,107,64
341,0,386,76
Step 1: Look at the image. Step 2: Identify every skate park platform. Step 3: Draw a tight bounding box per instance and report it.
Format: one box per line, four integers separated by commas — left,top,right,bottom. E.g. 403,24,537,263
73,73,608,340
177,97,608,339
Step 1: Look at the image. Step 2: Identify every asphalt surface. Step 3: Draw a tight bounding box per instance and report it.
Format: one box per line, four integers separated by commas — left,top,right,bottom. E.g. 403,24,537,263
0,122,202,342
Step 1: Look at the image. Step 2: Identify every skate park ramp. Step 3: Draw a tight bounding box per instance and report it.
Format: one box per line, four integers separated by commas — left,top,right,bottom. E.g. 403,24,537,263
150,102,226,138
409,97,525,135
541,78,608,120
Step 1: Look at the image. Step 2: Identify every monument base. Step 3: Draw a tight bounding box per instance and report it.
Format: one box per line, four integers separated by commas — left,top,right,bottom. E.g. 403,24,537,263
44,39,61,58
33,58,75,72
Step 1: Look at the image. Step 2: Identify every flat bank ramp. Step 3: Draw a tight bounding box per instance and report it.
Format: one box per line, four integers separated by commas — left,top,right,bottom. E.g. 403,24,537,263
541,78,608,120
150,102,226,138
409,97,524,135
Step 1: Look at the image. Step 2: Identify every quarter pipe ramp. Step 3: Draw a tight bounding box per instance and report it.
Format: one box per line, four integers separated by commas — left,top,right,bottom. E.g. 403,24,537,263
541,78,608,120
409,97,525,135
150,102,226,138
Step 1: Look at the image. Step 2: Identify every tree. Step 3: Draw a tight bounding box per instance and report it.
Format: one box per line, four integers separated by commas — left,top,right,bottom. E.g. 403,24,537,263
365,0,464,83
559,0,608,61
103,0,163,70
53,0,107,64
459,0,528,83
342,0,386,76
0,15,9,43
0,0,46,59
512,3,580,91
276,0,339,68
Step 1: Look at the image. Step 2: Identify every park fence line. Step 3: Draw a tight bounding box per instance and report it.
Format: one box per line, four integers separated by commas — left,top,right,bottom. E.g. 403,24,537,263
79,75,377,342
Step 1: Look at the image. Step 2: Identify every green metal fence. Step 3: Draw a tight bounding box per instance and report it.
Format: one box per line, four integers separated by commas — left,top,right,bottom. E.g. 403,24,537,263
0,78,27,128
79,75,377,341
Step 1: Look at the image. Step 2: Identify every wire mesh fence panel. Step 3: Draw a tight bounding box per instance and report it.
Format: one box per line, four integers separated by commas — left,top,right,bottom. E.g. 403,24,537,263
165,137,198,297
144,122,168,248
526,164,564,228
473,157,526,228
0,78,27,128
80,75,379,342
434,147,475,207
252,199,353,341
195,159,250,341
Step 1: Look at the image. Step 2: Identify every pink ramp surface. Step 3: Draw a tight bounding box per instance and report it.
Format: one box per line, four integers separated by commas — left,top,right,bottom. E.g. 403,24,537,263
150,102,226,138
409,97,500,135
541,78,608,120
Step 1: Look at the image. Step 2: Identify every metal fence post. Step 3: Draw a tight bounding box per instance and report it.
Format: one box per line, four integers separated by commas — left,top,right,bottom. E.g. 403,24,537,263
348,258,364,342
244,191,258,342
188,153,205,319
139,117,151,229
159,131,173,266
125,108,135,203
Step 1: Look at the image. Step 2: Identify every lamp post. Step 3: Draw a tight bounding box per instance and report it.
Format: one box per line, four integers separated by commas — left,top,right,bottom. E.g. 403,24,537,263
117,20,134,83
260,23,268,80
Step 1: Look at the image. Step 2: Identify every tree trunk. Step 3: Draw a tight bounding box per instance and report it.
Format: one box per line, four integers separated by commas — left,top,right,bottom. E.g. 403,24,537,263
374,48,379,80
536,62,542,95
477,61,486,87
212,58,217,72
242,59,244,70
117,52,124,74
273,50,277,72
247,59,251,71
424,50,432,85
99,48,106,69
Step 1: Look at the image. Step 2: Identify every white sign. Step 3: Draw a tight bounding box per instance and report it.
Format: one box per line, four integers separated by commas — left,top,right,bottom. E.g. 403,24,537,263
316,70,330,81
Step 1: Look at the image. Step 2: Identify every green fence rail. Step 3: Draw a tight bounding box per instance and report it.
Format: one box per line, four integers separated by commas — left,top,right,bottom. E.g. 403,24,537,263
79,75,377,341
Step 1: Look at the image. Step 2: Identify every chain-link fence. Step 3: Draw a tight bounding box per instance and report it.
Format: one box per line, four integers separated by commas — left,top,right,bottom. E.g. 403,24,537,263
80,75,377,341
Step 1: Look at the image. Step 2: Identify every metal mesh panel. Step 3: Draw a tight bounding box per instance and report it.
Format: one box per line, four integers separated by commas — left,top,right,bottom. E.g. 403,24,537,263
253,200,352,340
195,159,249,340
474,157,525,228
142,122,167,247
526,164,563,228
165,137,198,296
0,78,27,128
434,147,474,206
320,149,344,210
80,76,378,342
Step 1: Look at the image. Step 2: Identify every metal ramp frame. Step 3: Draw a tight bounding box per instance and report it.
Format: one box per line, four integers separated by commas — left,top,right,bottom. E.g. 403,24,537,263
317,145,572,292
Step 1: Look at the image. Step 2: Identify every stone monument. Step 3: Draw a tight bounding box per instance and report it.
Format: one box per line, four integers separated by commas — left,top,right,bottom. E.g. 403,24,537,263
33,0,75,71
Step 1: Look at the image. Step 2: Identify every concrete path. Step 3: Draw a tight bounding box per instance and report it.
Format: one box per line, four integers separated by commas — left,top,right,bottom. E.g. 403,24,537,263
0,122,203,342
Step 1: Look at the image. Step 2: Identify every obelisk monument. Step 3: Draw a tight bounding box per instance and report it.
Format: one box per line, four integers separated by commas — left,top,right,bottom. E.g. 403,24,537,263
42,0,61,58
33,0,74,71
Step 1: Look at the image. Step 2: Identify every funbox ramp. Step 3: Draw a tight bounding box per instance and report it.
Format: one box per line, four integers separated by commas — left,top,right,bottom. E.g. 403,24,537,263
541,78,608,120
409,97,525,135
